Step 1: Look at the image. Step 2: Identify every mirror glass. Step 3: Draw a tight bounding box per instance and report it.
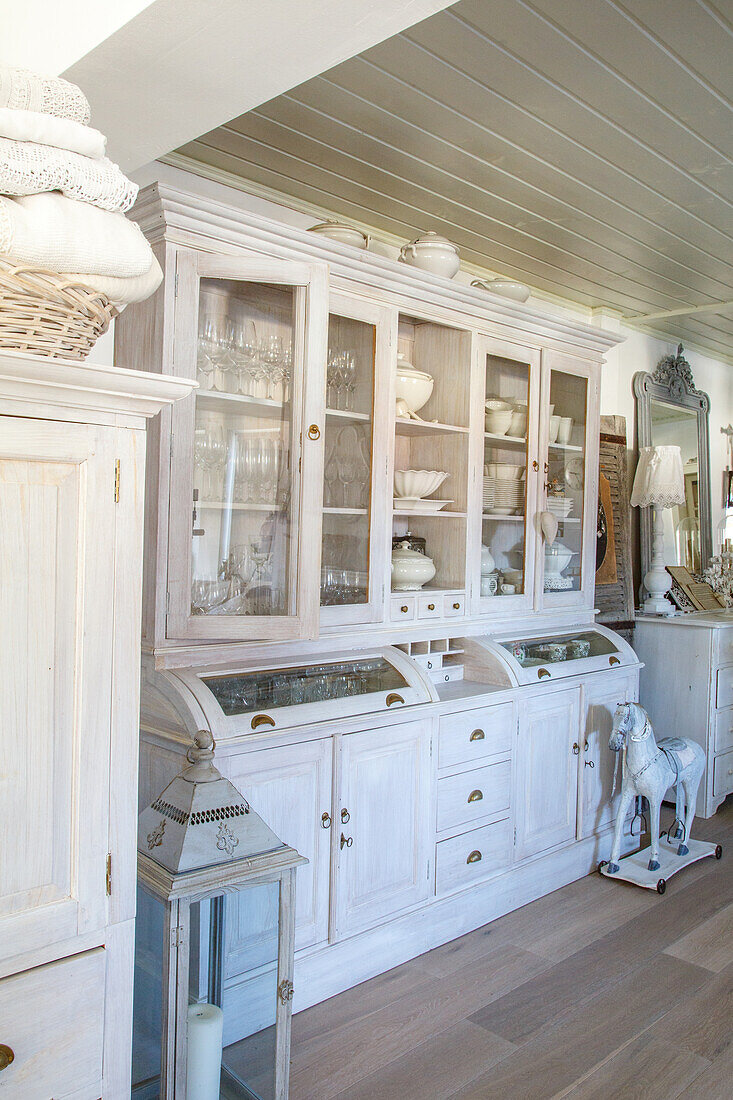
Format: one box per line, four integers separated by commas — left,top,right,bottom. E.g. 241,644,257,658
649,399,701,571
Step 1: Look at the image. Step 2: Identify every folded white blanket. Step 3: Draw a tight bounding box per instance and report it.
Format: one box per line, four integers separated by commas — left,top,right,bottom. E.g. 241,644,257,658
0,194,154,277
0,137,138,212
0,66,90,124
64,256,164,310
0,108,105,160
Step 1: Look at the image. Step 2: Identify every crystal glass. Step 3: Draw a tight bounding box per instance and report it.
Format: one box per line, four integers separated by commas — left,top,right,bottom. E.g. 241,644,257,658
545,370,587,594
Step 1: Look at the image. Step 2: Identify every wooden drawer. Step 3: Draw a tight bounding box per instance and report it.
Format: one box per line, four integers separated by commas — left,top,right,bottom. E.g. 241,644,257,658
443,594,465,618
438,702,514,770
715,708,733,755
713,749,733,799
436,818,512,895
437,759,511,833
716,665,733,709
0,948,105,1098
418,594,442,619
391,596,415,622
715,630,733,668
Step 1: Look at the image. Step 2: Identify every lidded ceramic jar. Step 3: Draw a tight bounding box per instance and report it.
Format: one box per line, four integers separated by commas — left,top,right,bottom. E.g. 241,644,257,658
307,221,369,249
391,540,436,591
398,232,460,278
395,352,434,415
544,542,576,575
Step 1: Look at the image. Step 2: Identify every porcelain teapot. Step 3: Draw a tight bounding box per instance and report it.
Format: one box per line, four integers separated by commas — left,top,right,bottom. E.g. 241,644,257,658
398,232,460,279
391,540,436,591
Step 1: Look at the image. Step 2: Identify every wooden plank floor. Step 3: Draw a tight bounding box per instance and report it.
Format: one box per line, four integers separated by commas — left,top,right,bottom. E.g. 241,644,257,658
286,798,733,1100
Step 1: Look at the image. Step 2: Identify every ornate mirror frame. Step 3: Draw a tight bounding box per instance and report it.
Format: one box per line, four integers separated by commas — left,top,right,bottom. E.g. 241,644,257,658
633,344,712,580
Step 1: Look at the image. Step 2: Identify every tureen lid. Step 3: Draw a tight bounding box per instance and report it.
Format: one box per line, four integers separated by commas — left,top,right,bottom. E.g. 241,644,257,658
392,539,433,562
396,351,432,379
407,231,460,253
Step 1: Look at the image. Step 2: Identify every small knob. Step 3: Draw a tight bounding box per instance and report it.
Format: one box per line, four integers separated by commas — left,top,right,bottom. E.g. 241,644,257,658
307,424,321,440
532,460,540,472
0,1045,13,1070
427,603,435,611
572,742,580,755
453,602,460,610
401,605,409,613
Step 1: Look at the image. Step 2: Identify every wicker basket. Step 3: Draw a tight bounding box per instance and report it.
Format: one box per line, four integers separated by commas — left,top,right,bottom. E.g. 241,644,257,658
0,258,117,360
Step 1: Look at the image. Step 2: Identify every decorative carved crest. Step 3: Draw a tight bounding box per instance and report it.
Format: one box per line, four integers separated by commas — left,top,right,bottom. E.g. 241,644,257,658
147,818,166,850
652,344,706,405
216,820,239,858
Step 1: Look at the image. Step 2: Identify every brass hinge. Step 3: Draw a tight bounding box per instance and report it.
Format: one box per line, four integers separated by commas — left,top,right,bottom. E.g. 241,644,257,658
105,852,112,896
114,459,121,503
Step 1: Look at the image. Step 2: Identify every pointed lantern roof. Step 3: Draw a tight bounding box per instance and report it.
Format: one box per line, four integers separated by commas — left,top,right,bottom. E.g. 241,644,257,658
138,730,285,874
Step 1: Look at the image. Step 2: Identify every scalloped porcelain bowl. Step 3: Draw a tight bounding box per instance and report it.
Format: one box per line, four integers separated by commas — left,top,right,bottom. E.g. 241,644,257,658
485,397,513,412
485,409,513,435
394,468,449,499
487,463,525,480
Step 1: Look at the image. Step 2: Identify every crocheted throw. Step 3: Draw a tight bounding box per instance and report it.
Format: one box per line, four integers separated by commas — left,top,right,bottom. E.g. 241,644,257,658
0,137,138,212
0,107,106,160
0,66,90,124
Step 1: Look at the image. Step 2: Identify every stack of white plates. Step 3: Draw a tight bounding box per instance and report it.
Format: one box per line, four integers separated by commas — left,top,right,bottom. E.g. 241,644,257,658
546,495,573,518
483,475,525,515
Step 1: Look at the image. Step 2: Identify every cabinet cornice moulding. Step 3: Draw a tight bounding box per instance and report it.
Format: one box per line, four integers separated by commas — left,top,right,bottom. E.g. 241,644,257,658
0,351,196,421
132,183,622,360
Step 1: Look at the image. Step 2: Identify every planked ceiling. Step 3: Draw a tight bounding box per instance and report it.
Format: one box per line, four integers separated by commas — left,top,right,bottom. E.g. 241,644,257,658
171,0,733,363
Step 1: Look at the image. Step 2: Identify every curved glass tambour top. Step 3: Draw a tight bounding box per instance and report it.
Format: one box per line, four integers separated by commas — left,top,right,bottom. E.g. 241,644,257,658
191,278,297,618
482,353,530,599
544,370,588,595
322,312,375,609
203,657,407,715
500,629,619,667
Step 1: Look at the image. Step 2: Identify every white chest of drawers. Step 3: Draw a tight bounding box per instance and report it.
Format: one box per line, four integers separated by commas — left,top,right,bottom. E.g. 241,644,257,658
635,610,733,818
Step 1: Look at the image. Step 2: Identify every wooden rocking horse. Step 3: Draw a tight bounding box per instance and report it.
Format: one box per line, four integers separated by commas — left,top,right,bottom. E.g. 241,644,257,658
606,702,705,875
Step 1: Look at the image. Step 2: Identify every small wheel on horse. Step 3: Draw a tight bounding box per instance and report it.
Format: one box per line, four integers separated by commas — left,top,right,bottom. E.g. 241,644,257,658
715,845,723,860
656,878,666,895
597,860,608,874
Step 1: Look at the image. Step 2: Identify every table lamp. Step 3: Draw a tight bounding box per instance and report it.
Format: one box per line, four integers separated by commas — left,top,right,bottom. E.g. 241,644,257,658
631,444,685,614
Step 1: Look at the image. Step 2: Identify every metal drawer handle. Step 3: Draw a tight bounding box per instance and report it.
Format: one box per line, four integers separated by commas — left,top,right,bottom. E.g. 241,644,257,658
0,1045,13,1071
573,742,580,755
453,602,461,610
467,850,482,864
307,424,321,440
401,605,409,613
609,656,621,666
468,789,483,803
340,833,353,849
321,812,332,829
538,668,551,679
251,713,276,730
386,692,404,706
427,603,435,611
470,729,485,742
341,807,350,824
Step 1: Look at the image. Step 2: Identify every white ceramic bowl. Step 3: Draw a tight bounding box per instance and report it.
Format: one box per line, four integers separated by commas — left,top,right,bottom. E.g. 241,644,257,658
493,463,525,480
307,221,369,249
394,469,448,499
509,410,527,436
485,279,531,302
395,367,433,414
485,410,513,435
485,397,513,412
549,414,561,443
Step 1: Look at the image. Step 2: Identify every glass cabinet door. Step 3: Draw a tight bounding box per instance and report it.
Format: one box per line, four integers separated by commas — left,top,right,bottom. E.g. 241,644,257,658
475,337,540,613
321,295,393,625
167,250,328,641
539,353,597,607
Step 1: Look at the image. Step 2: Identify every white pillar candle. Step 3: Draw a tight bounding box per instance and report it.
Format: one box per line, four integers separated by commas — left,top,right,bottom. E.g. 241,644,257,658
186,1002,223,1100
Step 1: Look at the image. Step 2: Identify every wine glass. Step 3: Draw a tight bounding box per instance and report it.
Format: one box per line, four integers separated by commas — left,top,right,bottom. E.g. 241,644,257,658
233,319,258,396
341,351,356,411
196,315,219,390
260,335,284,400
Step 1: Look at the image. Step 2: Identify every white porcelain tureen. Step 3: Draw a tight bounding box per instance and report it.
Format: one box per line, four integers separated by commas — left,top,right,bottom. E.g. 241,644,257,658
391,540,436,591
395,352,434,418
307,221,369,249
398,232,460,279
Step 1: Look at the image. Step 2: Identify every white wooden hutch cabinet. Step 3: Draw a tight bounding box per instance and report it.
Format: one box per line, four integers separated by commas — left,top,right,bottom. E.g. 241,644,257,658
119,184,640,1053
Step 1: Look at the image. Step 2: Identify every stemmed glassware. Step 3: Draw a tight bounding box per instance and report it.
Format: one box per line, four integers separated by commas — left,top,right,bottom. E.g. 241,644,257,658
194,421,227,498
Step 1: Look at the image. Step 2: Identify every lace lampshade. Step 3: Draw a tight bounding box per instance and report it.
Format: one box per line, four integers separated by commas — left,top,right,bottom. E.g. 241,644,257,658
630,445,685,508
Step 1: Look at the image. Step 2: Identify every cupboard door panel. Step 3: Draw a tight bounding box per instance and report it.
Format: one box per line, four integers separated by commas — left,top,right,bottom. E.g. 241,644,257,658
515,689,580,860
336,721,431,937
581,673,637,838
0,419,114,962
223,738,332,975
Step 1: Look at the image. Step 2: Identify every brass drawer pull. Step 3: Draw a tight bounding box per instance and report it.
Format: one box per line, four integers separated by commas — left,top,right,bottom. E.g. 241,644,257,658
340,833,353,849
538,668,551,679
401,605,409,613
341,807,350,824
427,602,435,611
468,789,483,803
609,656,621,666
386,692,404,706
470,729,485,742
251,713,276,730
321,812,332,829
307,424,321,440
467,850,482,864
0,1045,13,1070
573,742,580,755
453,602,461,610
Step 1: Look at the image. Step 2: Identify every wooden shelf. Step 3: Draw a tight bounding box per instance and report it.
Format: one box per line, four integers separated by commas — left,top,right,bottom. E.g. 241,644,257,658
396,418,468,437
484,432,527,448
393,509,467,519
482,513,525,521
199,500,281,511
323,507,369,515
326,407,371,423
549,441,583,453
197,390,286,420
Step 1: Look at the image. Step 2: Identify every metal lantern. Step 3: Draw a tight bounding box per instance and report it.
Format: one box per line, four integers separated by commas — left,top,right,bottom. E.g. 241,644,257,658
134,730,305,1100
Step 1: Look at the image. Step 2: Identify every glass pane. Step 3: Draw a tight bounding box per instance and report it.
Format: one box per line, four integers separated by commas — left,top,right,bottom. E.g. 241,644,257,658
192,278,298,619
545,371,587,594
500,629,619,667
650,399,701,571
203,657,408,715
322,313,375,608
482,354,530,598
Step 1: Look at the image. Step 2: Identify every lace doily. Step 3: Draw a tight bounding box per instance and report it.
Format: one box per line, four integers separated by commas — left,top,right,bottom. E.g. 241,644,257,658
0,66,90,125
630,446,686,508
0,138,138,213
